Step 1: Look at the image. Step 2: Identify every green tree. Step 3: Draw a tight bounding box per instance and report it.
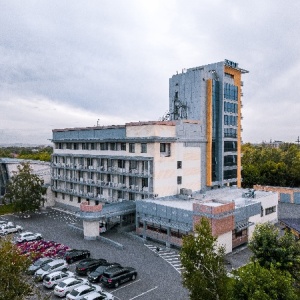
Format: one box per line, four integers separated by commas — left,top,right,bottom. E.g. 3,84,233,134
249,222,300,283
231,262,298,300
180,217,230,300
3,162,46,214
0,237,32,299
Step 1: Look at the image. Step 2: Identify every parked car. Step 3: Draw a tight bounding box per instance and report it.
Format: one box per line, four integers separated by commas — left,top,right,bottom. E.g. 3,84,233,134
16,231,43,243
35,259,69,281
101,266,137,288
75,258,107,276
83,291,114,300
53,277,89,298
62,249,91,264
43,270,74,288
66,283,102,300
0,224,23,235
88,263,120,283
27,257,54,275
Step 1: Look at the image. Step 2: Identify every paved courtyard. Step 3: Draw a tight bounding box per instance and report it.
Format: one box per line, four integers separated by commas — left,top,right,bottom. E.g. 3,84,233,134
2,208,189,300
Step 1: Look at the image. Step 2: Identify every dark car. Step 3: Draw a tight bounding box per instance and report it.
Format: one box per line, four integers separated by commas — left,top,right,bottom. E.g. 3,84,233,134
63,249,91,264
27,257,54,275
75,258,107,276
88,263,121,283
101,266,137,288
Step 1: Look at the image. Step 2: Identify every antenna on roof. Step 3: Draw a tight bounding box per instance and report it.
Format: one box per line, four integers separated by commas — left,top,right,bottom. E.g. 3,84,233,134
96,119,100,126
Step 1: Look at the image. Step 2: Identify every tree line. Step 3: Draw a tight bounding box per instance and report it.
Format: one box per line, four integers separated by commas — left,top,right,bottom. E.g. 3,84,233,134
0,146,52,162
180,218,300,300
242,143,300,188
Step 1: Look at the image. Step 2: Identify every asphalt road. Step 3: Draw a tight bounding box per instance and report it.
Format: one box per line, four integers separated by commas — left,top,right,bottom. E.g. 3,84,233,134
1,208,190,300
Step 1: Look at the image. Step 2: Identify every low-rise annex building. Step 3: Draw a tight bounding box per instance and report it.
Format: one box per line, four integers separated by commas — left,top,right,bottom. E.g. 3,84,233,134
136,187,278,253
0,158,52,205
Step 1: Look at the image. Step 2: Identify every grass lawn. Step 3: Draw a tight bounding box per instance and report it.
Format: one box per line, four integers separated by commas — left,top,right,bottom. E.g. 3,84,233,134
0,203,15,215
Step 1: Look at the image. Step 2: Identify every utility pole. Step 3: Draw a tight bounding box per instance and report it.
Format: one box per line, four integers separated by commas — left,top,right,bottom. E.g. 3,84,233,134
296,136,300,147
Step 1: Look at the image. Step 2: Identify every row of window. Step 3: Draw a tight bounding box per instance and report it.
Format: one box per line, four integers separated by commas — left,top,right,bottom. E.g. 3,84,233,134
224,115,237,126
224,101,238,113
57,142,148,153
224,128,237,138
55,142,172,156
224,83,238,101
224,141,237,152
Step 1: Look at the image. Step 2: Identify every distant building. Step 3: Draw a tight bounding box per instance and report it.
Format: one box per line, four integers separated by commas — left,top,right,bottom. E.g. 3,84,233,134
0,158,51,204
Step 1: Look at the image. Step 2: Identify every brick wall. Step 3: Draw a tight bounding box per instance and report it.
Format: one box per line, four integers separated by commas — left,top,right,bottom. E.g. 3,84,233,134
80,201,103,212
193,201,235,236
254,185,300,203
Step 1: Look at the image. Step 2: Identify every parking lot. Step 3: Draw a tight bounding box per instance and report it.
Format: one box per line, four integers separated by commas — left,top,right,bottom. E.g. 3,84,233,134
1,208,189,300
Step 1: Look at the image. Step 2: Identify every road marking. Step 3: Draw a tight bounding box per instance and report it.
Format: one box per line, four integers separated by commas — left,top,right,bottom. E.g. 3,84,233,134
112,279,141,292
128,286,158,300
144,243,183,274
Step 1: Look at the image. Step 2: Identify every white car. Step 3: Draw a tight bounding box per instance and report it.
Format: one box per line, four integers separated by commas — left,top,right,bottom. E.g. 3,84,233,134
66,284,102,300
35,259,68,281
16,231,43,243
83,291,114,300
43,270,74,288
54,277,89,298
0,224,23,235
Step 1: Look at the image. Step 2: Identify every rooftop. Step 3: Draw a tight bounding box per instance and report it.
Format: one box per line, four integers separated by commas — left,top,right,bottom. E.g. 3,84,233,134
143,187,275,211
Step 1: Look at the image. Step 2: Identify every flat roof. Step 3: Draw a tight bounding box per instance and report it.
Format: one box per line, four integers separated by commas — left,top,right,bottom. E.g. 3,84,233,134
144,187,275,211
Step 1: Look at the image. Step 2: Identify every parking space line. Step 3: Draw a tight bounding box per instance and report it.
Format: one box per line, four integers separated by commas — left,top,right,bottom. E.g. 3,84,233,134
128,286,158,300
112,279,141,292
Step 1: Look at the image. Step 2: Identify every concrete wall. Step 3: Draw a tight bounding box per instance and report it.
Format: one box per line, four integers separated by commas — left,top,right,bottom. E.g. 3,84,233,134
216,231,232,254
248,192,278,240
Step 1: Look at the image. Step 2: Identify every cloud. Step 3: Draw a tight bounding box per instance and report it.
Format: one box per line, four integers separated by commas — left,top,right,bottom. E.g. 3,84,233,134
0,1,300,144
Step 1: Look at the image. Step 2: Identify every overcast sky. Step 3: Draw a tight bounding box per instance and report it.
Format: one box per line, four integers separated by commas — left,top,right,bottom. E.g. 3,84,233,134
0,1,299,145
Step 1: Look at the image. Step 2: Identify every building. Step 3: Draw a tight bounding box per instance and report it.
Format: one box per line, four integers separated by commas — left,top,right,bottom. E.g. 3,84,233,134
168,59,248,189
0,158,52,204
136,187,278,253
48,59,275,252
51,120,204,229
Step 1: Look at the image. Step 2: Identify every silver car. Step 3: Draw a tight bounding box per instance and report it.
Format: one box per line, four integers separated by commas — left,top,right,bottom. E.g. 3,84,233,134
53,277,89,298
35,259,68,281
66,284,102,300
43,270,74,288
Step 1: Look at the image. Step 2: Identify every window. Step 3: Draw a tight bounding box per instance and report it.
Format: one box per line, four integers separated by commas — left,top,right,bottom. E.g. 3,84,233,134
90,143,95,150
62,193,65,200
129,143,135,153
78,197,81,203
265,206,276,215
141,143,147,153
160,143,166,152
100,143,108,150
177,176,182,184
55,192,57,198
177,161,182,169
70,195,73,202
74,143,78,150
110,143,116,151
160,143,171,156
121,143,126,151
66,143,72,150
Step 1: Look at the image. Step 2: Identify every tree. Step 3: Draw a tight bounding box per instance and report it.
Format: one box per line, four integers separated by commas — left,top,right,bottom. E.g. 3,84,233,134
230,262,298,300
0,237,32,299
0,237,49,300
3,162,46,214
180,217,230,300
249,222,300,284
